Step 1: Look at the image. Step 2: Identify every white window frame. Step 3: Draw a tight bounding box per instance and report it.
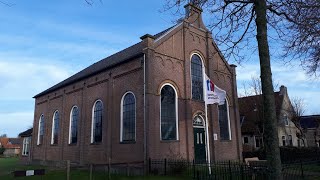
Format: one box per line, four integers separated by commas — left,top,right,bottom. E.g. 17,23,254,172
37,114,44,145
22,137,31,156
51,110,59,144
91,99,103,143
218,98,232,140
159,83,179,141
190,53,205,101
120,92,136,142
283,114,289,126
69,106,79,144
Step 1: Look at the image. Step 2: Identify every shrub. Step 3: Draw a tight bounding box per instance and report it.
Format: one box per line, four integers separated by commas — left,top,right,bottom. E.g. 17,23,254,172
0,147,5,155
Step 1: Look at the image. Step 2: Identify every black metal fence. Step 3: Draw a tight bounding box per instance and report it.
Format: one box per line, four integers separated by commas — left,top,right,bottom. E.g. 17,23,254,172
148,158,320,180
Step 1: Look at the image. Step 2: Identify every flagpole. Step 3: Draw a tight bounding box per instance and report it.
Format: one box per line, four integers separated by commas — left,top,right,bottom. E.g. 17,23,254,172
204,74,211,174
205,101,211,174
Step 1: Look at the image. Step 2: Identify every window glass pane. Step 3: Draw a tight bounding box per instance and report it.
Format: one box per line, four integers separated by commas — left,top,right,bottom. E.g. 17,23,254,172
191,55,203,100
39,115,44,145
93,101,103,142
53,111,59,144
71,107,79,144
161,85,177,140
122,93,136,142
219,99,230,140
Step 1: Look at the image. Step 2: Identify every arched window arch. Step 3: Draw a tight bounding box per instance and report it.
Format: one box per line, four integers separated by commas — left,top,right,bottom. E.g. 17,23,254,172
191,54,204,101
37,114,44,145
160,84,178,140
120,92,136,142
51,110,59,144
218,98,231,140
193,115,205,127
69,106,79,144
91,100,103,143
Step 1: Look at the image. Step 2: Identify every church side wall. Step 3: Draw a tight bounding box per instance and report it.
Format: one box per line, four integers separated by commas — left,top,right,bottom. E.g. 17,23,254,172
32,57,144,165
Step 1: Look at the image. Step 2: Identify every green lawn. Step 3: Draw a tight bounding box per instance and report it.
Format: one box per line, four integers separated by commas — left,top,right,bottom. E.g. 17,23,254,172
0,157,190,180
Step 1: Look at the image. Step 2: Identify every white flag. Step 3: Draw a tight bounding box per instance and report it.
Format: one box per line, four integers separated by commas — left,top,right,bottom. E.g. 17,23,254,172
204,74,226,105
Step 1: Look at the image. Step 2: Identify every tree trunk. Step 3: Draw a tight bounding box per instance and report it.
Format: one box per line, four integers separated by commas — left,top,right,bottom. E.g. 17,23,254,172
254,0,282,179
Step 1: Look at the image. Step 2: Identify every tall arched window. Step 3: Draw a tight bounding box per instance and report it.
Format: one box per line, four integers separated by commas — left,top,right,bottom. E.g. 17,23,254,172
92,100,103,143
218,99,231,140
69,106,79,144
51,111,59,144
37,114,44,145
160,84,178,140
191,54,203,101
121,92,136,142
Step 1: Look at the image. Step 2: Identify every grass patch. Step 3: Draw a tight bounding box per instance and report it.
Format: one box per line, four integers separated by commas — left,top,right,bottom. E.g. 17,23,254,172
0,157,190,180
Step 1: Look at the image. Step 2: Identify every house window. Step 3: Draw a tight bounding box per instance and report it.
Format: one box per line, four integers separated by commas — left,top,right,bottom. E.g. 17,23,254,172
51,111,59,144
255,136,263,148
283,114,289,126
69,106,79,144
22,137,31,156
37,114,44,145
92,100,103,143
160,84,178,140
219,99,231,140
121,92,136,142
282,136,286,146
243,137,249,144
191,54,203,101
288,135,293,146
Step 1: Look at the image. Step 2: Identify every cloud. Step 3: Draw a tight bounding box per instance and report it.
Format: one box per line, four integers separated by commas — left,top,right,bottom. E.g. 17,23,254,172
0,61,73,100
0,111,34,137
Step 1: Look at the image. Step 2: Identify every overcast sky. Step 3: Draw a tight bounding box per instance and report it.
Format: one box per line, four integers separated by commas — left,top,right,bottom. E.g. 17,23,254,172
0,0,319,137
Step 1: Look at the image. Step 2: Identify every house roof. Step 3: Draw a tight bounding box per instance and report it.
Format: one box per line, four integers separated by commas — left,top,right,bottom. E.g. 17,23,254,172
0,138,20,149
18,128,33,137
33,27,174,98
300,115,320,129
239,92,283,134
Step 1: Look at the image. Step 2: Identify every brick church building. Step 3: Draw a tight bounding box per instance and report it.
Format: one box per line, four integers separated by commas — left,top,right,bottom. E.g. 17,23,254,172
31,3,242,165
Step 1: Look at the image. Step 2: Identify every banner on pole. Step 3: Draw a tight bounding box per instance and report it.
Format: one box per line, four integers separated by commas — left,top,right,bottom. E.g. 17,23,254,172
204,74,226,105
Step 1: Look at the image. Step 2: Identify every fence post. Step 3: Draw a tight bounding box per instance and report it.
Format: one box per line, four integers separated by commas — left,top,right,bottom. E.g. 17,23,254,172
126,163,129,176
228,160,232,180
148,158,151,175
196,170,200,180
66,160,70,180
300,160,304,178
240,164,244,180
89,164,93,180
193,159,195,179
164,158,167,176
108,157,111,180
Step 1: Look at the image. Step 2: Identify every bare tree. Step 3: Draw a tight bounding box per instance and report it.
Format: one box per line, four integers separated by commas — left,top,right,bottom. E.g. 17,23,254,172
0,0,15,6
163,0,319,178
0,134,7,137
290,97,307,146
269,0,320,76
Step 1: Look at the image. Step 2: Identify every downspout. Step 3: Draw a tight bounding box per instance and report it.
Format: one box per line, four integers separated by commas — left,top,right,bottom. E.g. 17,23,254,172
143,53,147,170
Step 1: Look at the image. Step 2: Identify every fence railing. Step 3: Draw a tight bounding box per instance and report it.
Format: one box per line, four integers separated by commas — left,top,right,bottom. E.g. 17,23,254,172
148,158,320,180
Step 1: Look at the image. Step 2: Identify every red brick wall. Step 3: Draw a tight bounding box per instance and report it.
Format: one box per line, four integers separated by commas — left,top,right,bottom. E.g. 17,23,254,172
32,19,242,165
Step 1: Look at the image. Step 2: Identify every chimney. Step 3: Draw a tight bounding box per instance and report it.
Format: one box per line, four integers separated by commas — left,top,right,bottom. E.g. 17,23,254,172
184,2,206,29
279,85,287,96
140,34,155,47
184,2,202,18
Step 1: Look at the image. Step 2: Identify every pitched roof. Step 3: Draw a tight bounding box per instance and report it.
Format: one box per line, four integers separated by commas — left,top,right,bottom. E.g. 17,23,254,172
19,128,33,137
33,26,176,98
34,42,144,98
0,138,20,149
239,92,283,134
300,115,320,129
